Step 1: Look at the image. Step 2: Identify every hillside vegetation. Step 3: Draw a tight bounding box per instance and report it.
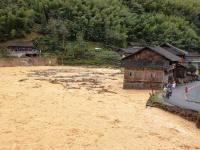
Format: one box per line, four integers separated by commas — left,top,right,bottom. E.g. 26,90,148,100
0,0,200,63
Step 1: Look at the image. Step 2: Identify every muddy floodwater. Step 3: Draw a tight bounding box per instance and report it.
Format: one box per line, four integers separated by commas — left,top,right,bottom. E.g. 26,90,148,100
0,66,200,150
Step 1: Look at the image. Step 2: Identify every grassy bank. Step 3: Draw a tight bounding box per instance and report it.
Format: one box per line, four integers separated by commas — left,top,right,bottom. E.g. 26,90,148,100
37,40,121,67
0,49,9,58
57,49,120,67
0,39,121,67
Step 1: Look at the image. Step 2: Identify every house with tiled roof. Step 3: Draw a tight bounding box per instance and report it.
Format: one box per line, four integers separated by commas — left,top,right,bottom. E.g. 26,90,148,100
122,46,180,89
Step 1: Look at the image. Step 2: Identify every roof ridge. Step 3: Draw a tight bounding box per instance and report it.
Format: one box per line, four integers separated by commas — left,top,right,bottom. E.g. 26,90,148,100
151,46,180,60
163,43,188,55
122,46,180,62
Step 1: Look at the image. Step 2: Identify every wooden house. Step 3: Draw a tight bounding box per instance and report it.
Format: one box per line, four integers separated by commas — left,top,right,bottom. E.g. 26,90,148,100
185,53,200,75
173,64,187,83
161,43,200,75
160,43,188,64
122,47,180,89
7,41,39,58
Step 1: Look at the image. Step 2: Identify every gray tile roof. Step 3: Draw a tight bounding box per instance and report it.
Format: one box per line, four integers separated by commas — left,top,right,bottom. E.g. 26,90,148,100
122,46,180,62
185,55,200,62
119,47,143,54
160,43,188,56
7,41,34,47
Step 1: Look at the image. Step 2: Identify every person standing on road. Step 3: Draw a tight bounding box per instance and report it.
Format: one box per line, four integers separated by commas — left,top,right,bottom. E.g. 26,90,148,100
162,84,167,98
165,83,173,99
168,83,173,96
172,81,176,89
185,86,188,94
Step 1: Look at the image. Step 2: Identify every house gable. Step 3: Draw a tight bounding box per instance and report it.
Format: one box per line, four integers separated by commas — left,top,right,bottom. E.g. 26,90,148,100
122,47,170,69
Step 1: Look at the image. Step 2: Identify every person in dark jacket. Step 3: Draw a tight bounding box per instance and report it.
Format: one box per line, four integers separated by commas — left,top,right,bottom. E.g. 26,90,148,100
166,83,173,98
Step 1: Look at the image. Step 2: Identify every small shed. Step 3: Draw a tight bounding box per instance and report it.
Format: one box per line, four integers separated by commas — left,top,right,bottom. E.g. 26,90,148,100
7,41,39,58
122,46,180,89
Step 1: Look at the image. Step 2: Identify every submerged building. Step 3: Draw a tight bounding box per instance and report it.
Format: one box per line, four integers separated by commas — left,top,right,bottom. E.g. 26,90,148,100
122,46,180,89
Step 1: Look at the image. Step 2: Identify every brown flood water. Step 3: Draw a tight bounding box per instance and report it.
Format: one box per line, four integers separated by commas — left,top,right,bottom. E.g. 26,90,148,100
0,66,199,150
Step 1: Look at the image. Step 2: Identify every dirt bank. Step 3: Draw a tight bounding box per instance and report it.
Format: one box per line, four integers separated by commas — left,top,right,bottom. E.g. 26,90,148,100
0,66,200,150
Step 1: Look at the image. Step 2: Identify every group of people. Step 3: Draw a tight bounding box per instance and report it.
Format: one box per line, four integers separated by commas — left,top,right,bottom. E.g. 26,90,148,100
163,81,176,99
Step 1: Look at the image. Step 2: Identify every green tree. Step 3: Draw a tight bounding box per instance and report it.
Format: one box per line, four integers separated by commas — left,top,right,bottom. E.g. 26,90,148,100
187,64,197,74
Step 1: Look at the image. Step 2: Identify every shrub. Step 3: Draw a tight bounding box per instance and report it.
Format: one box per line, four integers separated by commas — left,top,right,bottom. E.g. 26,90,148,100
0,49,9,58
187,64,197,74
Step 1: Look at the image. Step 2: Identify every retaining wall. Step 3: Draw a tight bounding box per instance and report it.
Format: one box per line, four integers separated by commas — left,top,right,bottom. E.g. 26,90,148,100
147,96,200,128
0,58,57,67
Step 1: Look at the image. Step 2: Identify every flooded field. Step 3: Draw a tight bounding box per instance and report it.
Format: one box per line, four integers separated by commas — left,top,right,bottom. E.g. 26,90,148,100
0,66,200,150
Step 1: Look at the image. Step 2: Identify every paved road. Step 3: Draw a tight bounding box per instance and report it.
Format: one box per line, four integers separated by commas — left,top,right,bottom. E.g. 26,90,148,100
187,85,200,103
166,81,200,112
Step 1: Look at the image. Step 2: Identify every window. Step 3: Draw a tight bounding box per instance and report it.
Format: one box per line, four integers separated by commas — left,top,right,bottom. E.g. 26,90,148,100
129,72,134,77
151,73,156,79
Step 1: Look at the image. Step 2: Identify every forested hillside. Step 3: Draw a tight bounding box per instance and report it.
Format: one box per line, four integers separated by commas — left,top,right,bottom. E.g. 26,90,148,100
0,0,200,52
